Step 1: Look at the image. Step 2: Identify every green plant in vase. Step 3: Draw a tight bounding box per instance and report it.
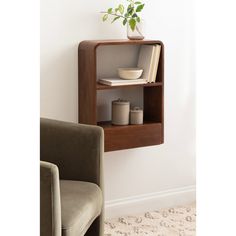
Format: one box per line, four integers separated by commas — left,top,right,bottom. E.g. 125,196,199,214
101,0,145,40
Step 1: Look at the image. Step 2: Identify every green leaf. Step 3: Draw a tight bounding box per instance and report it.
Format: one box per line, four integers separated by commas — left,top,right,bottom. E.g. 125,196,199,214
123,18,127,26
136,4,144,12
111,16,120,23
103,14,108,22
108,8,112,14
135,1,142,4
127,6,134,15
137,16,141,23
118,4,124,14
127,4,131,13
132,13,138,18
129,18,136,31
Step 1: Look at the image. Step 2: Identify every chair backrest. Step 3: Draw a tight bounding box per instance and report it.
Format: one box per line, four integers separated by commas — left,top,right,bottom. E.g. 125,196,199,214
40,118,104,188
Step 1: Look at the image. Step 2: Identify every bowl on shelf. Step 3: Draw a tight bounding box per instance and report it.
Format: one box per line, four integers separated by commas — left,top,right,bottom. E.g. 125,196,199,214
118,68,143,80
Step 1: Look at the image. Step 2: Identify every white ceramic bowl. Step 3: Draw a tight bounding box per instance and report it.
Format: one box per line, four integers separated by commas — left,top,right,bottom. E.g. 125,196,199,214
118,68,143,80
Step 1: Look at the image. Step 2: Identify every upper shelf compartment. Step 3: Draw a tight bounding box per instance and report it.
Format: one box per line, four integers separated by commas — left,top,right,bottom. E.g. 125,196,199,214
91,39,164,88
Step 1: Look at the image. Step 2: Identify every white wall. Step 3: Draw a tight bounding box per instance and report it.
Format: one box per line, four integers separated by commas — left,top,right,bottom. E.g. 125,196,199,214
41,0,195,217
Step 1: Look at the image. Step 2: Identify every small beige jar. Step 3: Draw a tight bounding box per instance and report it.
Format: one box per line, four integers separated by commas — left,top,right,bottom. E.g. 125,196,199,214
112,99,130,125
130,107,143,125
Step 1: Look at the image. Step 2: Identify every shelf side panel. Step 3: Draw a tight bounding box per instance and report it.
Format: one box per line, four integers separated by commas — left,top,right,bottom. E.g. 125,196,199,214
156,42,164,83
78,47,97,125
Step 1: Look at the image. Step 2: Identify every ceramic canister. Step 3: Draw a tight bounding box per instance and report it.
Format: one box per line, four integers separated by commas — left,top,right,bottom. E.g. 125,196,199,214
112,99,130,125
130,107,143,125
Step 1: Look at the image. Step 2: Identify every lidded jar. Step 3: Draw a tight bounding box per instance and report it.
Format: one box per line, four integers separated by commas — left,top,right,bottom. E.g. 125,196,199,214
130,107,143,125
112,99,130,125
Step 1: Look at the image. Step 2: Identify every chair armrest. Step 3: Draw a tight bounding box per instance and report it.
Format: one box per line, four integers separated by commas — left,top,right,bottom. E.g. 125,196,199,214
40,161,61,236
40,118,104,189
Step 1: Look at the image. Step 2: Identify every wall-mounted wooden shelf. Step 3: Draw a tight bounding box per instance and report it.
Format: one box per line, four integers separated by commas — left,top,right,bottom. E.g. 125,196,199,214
78,39,164,152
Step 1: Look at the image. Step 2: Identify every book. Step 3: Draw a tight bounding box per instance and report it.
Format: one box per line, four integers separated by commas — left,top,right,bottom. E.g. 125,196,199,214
137,45,156,83
98,78,147,86
150,44,161,83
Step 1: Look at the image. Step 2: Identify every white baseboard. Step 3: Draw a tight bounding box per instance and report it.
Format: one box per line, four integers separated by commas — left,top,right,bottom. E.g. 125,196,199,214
105,185,196,219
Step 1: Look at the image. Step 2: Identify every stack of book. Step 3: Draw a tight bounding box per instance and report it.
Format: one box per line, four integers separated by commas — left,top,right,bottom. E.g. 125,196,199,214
138,44,161,83
98,44,161,86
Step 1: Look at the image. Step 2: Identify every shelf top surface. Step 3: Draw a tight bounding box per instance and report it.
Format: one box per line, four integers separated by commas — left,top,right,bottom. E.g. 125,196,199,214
97,120,161,129
97,82,162,90
79,39,164,49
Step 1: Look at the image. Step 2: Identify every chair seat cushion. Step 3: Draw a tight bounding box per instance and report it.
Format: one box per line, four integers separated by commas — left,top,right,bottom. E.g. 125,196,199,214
60,180,103,236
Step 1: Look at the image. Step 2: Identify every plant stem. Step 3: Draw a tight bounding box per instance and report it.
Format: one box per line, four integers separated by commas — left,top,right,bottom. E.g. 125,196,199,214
135,25,144,37
100,11,131,19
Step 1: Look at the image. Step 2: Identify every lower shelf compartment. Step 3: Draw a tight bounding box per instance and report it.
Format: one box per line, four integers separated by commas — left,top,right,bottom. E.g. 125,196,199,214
97,121,163,152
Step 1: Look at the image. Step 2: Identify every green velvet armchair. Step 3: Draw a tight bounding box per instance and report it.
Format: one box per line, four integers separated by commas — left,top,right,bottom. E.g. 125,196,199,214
40,118,104,236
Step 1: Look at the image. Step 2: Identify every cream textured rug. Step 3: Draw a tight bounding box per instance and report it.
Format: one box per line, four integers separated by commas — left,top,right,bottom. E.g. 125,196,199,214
104,203,196,236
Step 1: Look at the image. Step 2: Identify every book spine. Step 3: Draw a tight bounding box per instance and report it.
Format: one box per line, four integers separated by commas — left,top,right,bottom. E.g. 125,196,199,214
151,45,161,83
148,46,156,83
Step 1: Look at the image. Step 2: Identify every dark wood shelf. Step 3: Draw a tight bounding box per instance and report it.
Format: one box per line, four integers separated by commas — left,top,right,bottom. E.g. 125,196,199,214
78,39,164,151
97,82,163,90
79,39,163,49
97,120,160,128
97,121,163,152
